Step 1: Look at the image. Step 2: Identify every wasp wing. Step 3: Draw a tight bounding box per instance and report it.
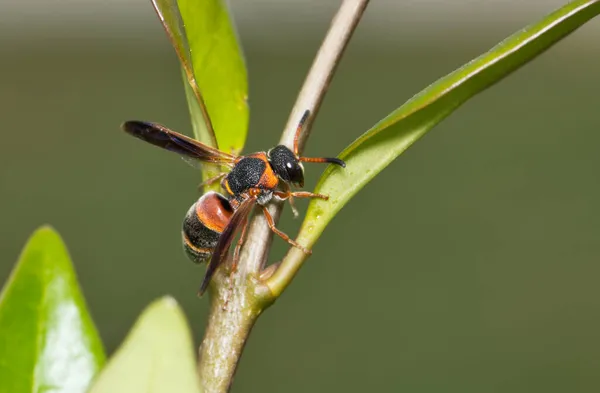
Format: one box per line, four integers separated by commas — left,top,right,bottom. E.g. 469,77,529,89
122,121,236,165
198,196,256,296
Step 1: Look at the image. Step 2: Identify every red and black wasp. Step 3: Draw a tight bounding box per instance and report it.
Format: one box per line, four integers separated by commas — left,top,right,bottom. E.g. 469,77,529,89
122,110,345,294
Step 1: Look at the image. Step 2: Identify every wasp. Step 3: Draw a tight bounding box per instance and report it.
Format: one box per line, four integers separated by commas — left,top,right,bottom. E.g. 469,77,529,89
122,110,345,294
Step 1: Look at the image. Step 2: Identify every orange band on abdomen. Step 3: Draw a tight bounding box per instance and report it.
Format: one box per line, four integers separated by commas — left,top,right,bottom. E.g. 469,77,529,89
195,193,233,233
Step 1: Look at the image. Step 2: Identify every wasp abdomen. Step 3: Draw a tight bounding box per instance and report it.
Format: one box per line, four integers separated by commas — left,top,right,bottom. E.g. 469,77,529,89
182,191,233,264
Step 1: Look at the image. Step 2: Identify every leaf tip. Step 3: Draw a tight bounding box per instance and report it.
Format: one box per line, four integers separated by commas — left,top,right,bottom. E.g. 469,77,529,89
8,225,72,279
149,294,180,308
29,224,61,242
138,296,188,331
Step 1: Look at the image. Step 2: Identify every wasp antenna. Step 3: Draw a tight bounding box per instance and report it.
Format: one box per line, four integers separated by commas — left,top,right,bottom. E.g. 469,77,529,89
293,109,311,156
326,157,346,168
299,109,310,125
300,156,346,168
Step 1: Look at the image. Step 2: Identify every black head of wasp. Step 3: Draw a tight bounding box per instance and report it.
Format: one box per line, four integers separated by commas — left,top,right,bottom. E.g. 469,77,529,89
121,110,345,295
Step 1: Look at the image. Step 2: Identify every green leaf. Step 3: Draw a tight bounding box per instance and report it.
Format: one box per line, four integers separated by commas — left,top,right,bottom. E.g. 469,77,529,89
182,67,214,148
87,297,202,393
179,0,248,155
0,226,105,392
182,68,224,192
298,0,600,249
152,0,249,155
151,0,216,149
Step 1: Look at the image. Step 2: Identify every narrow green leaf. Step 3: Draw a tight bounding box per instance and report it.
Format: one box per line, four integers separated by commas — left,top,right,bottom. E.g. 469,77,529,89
0,226,105,392
87,297,202,393
178,0,249,155
152,0,249,155
182,68,225,192
182,67,214,148
152,0,217,150
297,0,600,248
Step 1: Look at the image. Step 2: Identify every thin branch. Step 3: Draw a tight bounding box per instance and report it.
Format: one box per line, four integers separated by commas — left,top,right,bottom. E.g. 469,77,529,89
265,246,306,298
280,0,370,149
242,0,370,279
197,274,261,393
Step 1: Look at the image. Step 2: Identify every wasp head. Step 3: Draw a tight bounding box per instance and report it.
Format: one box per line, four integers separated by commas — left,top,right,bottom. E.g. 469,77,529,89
267,145,305,188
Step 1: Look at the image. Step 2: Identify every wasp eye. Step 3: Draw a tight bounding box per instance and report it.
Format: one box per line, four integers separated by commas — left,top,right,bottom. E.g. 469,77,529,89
285,161,304,186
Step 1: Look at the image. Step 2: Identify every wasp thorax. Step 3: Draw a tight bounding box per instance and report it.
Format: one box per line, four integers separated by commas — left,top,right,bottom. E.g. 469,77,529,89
267,145,305,187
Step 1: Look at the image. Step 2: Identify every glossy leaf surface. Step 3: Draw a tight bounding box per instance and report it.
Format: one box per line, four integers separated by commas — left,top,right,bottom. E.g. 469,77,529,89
152,0,249,155
297,0,600,249
0,226,105,392
88,297,202,393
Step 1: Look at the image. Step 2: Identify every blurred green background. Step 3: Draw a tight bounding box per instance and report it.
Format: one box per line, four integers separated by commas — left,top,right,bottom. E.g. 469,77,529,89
1,1,600,392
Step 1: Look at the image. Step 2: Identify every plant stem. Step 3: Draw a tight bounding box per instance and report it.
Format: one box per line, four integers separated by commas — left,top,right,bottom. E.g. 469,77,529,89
265,246,307,298
197,1,369,392
197,271,266,393
198,303,256,393
280,0,370,149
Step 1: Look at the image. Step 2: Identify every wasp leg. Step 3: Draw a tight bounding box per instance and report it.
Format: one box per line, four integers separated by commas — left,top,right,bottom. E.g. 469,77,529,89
274,190,329,201
277,183,299,218
222,216,251,311
197,172,227,191
231,216,250,273
261,206,312,255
